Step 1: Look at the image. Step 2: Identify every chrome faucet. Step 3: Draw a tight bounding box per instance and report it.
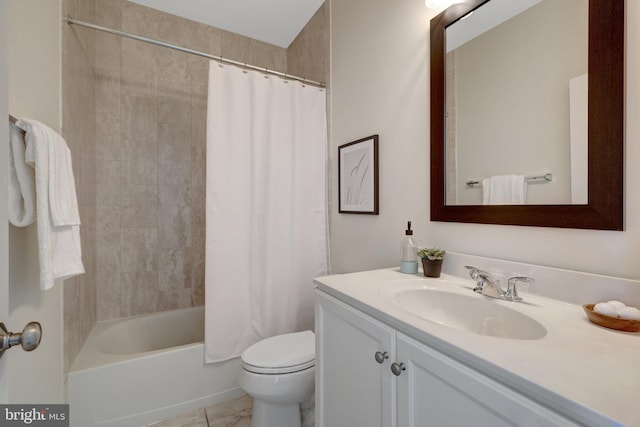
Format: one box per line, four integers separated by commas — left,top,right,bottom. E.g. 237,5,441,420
464,266,534,302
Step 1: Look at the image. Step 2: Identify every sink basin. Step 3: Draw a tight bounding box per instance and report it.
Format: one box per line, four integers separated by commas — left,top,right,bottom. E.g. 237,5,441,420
393,289,547,340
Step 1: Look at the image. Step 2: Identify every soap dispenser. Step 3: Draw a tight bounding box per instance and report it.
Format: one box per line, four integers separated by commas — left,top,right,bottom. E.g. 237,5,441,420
400,221,418,274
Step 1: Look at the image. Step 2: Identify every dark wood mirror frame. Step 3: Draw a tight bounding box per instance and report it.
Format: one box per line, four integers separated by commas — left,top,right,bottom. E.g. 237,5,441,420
430,0,624,230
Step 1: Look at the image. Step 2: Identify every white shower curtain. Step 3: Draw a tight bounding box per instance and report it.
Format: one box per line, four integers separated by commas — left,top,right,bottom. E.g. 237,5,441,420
204,62,329,363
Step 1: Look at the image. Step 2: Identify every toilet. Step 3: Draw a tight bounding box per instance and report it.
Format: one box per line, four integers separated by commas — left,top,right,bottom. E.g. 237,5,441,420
237,330,315,427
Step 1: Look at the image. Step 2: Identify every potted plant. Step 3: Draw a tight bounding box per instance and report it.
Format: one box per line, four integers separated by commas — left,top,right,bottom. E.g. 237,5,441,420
417,247,445,278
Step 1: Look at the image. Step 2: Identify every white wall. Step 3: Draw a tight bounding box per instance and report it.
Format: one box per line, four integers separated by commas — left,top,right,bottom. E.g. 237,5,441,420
329,0,640,281
7,0,65,403
0,0,10,403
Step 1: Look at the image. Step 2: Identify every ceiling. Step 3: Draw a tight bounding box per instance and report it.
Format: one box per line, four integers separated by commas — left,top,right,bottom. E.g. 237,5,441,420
128,0,325,48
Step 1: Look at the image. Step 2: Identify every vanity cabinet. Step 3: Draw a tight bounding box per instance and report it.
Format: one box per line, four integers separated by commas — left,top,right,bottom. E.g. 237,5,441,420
316,290,580,427
315,290,395,427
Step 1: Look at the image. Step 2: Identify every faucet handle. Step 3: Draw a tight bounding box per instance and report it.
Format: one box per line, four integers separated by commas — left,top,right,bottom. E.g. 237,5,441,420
465,266,488,292
504,276,534,302
464,265,480,279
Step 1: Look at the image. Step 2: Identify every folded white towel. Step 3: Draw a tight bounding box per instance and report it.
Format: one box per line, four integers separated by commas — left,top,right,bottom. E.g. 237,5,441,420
8,123,36,227
482,174,527,205
18,118,85,290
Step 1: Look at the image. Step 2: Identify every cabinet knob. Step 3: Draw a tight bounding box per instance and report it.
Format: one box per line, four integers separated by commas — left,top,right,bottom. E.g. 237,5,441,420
390,362,406,376
374,351,389,364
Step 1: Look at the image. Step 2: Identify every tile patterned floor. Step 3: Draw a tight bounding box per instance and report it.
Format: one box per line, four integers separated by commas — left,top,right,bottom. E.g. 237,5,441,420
148,394,252,427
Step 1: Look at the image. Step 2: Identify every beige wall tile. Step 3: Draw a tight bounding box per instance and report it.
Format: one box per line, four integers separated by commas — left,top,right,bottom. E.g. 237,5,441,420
249,39,287,74
158,50,191,96
190,22,212,55
75,152,97,207
208,26,224,57
96,247,121,321
97,205,121,248
120,271,158,316
95,0,123,29
221,31,251,64
190,63,208,110
158,206,192,249
158,248,187,291
158,96,191,164
191,274,205,306
287,2,329,85
121,184,158,209
95,32,120,72
121,136,158,186
158,12,191,46
157,289,193,311
121,204,158,228
96,70,121,161
121,1,159,56
96,159,120,207
121,51,158,96
121,228,158,272
191,107,207,187
159,163,191,207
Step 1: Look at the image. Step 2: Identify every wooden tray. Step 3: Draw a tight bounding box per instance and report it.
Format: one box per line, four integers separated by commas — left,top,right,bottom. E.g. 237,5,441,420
583,304,640,332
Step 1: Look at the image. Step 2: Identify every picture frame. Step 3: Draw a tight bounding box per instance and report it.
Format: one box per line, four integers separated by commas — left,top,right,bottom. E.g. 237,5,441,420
338,135,379,214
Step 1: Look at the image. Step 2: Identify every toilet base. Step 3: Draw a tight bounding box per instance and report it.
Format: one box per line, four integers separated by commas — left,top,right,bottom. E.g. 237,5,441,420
251,399,301,427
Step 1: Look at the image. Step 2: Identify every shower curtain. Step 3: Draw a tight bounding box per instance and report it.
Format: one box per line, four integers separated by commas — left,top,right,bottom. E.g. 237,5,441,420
204,62,329,363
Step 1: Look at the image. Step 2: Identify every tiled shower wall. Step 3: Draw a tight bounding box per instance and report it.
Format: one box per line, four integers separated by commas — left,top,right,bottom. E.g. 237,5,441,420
288,3,329,85
93,0,328,320
62,0,98,373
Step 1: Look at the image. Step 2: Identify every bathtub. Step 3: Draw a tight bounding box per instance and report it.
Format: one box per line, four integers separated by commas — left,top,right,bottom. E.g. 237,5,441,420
68,306,243,427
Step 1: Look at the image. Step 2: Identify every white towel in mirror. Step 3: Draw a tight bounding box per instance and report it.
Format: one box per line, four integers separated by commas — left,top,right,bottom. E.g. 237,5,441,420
482,175,527,205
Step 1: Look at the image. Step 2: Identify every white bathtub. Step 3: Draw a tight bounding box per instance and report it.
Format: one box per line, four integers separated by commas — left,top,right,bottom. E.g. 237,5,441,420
68,306,242,427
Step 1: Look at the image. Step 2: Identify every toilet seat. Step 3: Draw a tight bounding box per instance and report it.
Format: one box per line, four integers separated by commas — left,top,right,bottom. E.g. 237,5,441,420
241,330,315,374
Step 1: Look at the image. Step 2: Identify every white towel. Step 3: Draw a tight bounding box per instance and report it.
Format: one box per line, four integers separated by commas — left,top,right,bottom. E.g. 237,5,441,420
18,118,85,290
8,123,36,226
482,174,527,205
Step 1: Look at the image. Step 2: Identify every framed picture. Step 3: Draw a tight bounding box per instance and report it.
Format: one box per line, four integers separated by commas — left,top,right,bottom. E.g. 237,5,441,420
338,135,379,214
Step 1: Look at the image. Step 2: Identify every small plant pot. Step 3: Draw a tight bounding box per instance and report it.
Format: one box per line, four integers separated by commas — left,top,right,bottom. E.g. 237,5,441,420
422,258,443,278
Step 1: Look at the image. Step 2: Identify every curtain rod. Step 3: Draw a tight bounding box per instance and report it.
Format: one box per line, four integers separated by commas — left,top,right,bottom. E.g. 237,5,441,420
63,16,326,89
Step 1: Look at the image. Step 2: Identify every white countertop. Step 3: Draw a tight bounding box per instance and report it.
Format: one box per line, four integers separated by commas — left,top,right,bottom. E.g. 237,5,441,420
314,268,640,427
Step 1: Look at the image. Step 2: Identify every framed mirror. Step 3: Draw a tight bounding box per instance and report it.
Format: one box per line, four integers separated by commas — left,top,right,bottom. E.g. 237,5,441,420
430,0,624,229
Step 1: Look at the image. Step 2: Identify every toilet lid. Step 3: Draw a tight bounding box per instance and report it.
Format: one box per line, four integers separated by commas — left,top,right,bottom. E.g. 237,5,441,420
241,330,315,374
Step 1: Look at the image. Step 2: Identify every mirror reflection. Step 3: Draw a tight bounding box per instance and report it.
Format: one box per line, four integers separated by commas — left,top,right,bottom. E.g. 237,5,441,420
444,0,588,205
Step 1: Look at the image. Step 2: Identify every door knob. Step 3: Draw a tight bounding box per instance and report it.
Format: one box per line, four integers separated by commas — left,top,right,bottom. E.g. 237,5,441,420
0,322,42,356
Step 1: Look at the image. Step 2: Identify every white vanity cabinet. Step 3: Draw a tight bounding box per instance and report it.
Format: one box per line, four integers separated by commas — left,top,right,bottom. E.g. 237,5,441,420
316,290,580,427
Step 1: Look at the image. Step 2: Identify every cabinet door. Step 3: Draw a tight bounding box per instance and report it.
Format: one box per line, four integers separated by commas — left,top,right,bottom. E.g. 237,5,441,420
396,334,579,427
315,291,396,427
